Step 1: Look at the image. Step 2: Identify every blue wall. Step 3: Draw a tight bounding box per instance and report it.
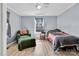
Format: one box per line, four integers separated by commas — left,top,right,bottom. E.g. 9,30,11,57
21,16,57,36
57,4,79,37
7,9,21,44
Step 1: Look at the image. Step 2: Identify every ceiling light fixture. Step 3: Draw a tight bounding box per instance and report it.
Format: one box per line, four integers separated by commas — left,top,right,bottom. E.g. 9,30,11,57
36,3,42,9
36,3,49,10
37,5,42,9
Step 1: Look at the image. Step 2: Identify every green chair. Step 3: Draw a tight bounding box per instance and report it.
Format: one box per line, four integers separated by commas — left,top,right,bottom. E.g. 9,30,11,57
16,30,36,51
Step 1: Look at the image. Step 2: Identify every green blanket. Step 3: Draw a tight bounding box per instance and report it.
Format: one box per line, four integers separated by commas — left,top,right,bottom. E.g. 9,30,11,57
18,36,35,43
18,35,36,51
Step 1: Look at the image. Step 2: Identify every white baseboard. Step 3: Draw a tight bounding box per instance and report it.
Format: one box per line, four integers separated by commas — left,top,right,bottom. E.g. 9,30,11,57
7,41,16,48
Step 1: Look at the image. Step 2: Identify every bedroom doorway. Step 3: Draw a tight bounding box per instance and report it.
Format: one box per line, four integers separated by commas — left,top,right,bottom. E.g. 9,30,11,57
34,17,44,39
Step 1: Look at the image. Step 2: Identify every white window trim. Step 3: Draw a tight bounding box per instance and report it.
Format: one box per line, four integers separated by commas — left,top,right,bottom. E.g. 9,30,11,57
34,17,44,34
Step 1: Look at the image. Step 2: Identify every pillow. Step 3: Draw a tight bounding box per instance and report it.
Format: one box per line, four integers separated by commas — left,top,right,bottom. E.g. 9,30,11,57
53,32,64,35
48,33,56,41
20,30,24,36
54,29,61,32
62,32,69,35
22,29,27,35
17,31,20,34
48,33,53,41
19,29,29,36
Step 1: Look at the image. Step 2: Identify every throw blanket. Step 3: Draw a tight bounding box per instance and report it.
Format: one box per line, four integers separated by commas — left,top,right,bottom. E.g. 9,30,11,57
53,35,79,51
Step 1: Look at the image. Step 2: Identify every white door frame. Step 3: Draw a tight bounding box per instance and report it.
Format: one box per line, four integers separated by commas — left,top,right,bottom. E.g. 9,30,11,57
0,3,1,56
34,17,44,38
34,17,44,33
1,3,7,56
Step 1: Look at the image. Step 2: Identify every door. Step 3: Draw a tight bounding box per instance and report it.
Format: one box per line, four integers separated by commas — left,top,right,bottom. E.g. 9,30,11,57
34,17,44,39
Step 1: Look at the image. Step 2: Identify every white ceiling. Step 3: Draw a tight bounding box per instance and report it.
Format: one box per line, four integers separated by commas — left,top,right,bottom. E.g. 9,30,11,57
7,3,76,16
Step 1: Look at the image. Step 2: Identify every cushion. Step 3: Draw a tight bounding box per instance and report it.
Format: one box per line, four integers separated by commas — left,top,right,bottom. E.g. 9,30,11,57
62,32,69,35
48,33,53,41
53,32,64,35
54,29,62,32
22,29,27,35
19,29,29,36
20,30,24,35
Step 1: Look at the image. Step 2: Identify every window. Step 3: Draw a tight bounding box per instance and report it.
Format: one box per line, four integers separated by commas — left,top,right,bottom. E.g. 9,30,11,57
34,17,44,33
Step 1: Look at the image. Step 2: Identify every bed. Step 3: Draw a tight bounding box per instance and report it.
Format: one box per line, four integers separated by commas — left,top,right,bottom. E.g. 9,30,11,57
47,29,79,51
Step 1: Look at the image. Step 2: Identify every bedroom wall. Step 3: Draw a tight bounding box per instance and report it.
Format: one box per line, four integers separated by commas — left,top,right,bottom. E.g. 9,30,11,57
7,9,21,44
57,4,79,37
21,16,57,36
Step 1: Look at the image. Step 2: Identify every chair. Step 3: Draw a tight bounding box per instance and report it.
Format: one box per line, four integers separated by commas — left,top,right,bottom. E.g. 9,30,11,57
16,29,36,51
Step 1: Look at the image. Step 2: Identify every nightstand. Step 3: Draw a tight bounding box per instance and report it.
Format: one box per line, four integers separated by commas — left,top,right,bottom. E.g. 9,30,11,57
40,32,46,40
76,45,79,51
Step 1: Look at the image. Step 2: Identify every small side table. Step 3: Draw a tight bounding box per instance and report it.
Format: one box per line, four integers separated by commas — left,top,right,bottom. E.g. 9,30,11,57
40,32,45,40
76,45,79,51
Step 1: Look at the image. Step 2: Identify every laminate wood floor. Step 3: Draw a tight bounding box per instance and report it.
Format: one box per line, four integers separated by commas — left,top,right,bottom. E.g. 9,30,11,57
7,39,79,56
